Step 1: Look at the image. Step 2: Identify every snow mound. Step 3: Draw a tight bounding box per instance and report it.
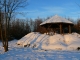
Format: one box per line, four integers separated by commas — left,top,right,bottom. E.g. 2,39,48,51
17,32,34,45
64,34,80,45
31,34,49,48
49,34,65,44
42,42,67,50
17,32,80,51
72,32,80,38
41,34,67,50
23,32,40,47
67,42,80,50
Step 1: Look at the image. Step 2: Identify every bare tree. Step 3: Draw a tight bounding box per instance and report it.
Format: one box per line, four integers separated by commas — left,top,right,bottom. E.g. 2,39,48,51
34,18,42,32
0,0,28,52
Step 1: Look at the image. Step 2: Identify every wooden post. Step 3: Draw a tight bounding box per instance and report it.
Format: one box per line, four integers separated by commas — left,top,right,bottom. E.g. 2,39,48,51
62,28,64,35
60,24,62,34
69,25,71,33
54,28,55,34
45,28,48,35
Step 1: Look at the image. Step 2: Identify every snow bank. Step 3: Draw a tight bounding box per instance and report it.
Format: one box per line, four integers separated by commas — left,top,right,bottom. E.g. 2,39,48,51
42,34,67,50
42,43,67,50
67,42,80,50
17,32,34,45
64,34,80,45
17,32,80,51
72,32,80,38
33,34,49,49
49,34,65,44
23,32,40,47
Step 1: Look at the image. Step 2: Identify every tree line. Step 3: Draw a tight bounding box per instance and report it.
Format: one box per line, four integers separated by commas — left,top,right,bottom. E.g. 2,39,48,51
1,16,80,40
72,18,80,33
8,18,44,40
0,17,46,40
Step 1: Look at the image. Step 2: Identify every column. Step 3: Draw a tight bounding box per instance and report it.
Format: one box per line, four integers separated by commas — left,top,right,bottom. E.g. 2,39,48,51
60,24,62,34
69,25,71,33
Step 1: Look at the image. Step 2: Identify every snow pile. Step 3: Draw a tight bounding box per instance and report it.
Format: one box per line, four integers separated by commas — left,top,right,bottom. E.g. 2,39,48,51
64,34,80,45
31,34,49,48
17,32,34,45
72,32,80,38
17,32,40,46
67,42,80,50
49,34,65,44
17,32,80,51
23,32,40,47
42,34,67,50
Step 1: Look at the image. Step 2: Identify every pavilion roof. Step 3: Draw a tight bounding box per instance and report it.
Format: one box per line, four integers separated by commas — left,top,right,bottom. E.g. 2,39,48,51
40,15,73,25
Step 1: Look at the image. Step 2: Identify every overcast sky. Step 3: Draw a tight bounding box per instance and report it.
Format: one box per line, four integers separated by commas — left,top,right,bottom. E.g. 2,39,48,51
17,0,80,20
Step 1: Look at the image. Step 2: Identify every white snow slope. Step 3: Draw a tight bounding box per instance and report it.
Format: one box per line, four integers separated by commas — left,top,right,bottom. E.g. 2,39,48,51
17,32,80,51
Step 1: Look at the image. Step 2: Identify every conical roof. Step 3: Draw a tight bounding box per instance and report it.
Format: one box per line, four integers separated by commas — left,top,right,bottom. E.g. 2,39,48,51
40,15,73,25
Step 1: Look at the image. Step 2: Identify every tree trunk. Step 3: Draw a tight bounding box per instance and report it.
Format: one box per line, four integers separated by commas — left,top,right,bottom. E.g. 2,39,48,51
4,44,8,52
0,9,4,47
4,0,8,52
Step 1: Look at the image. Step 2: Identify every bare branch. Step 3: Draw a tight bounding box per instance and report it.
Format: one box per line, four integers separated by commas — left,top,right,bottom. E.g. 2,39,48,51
75,2,80,7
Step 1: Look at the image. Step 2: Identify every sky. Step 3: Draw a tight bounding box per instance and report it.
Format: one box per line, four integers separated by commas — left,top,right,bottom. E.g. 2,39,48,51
16,0,80,20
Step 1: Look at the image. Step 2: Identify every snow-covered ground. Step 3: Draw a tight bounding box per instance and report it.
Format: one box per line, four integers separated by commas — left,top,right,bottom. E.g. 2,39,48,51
0,32,80,60
0,40,80,60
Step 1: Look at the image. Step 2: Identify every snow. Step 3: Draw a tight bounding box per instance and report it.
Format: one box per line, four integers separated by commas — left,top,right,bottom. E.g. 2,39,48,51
42,43,67,50
0,32,80,60
40,15,73,25
23,32,40,47
67,42,80,50
41,34,67,50
17,32,34,45
49,34,65,44
0,40,80,60
17,32,80,51
64,34,80,45
31,34,49,48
